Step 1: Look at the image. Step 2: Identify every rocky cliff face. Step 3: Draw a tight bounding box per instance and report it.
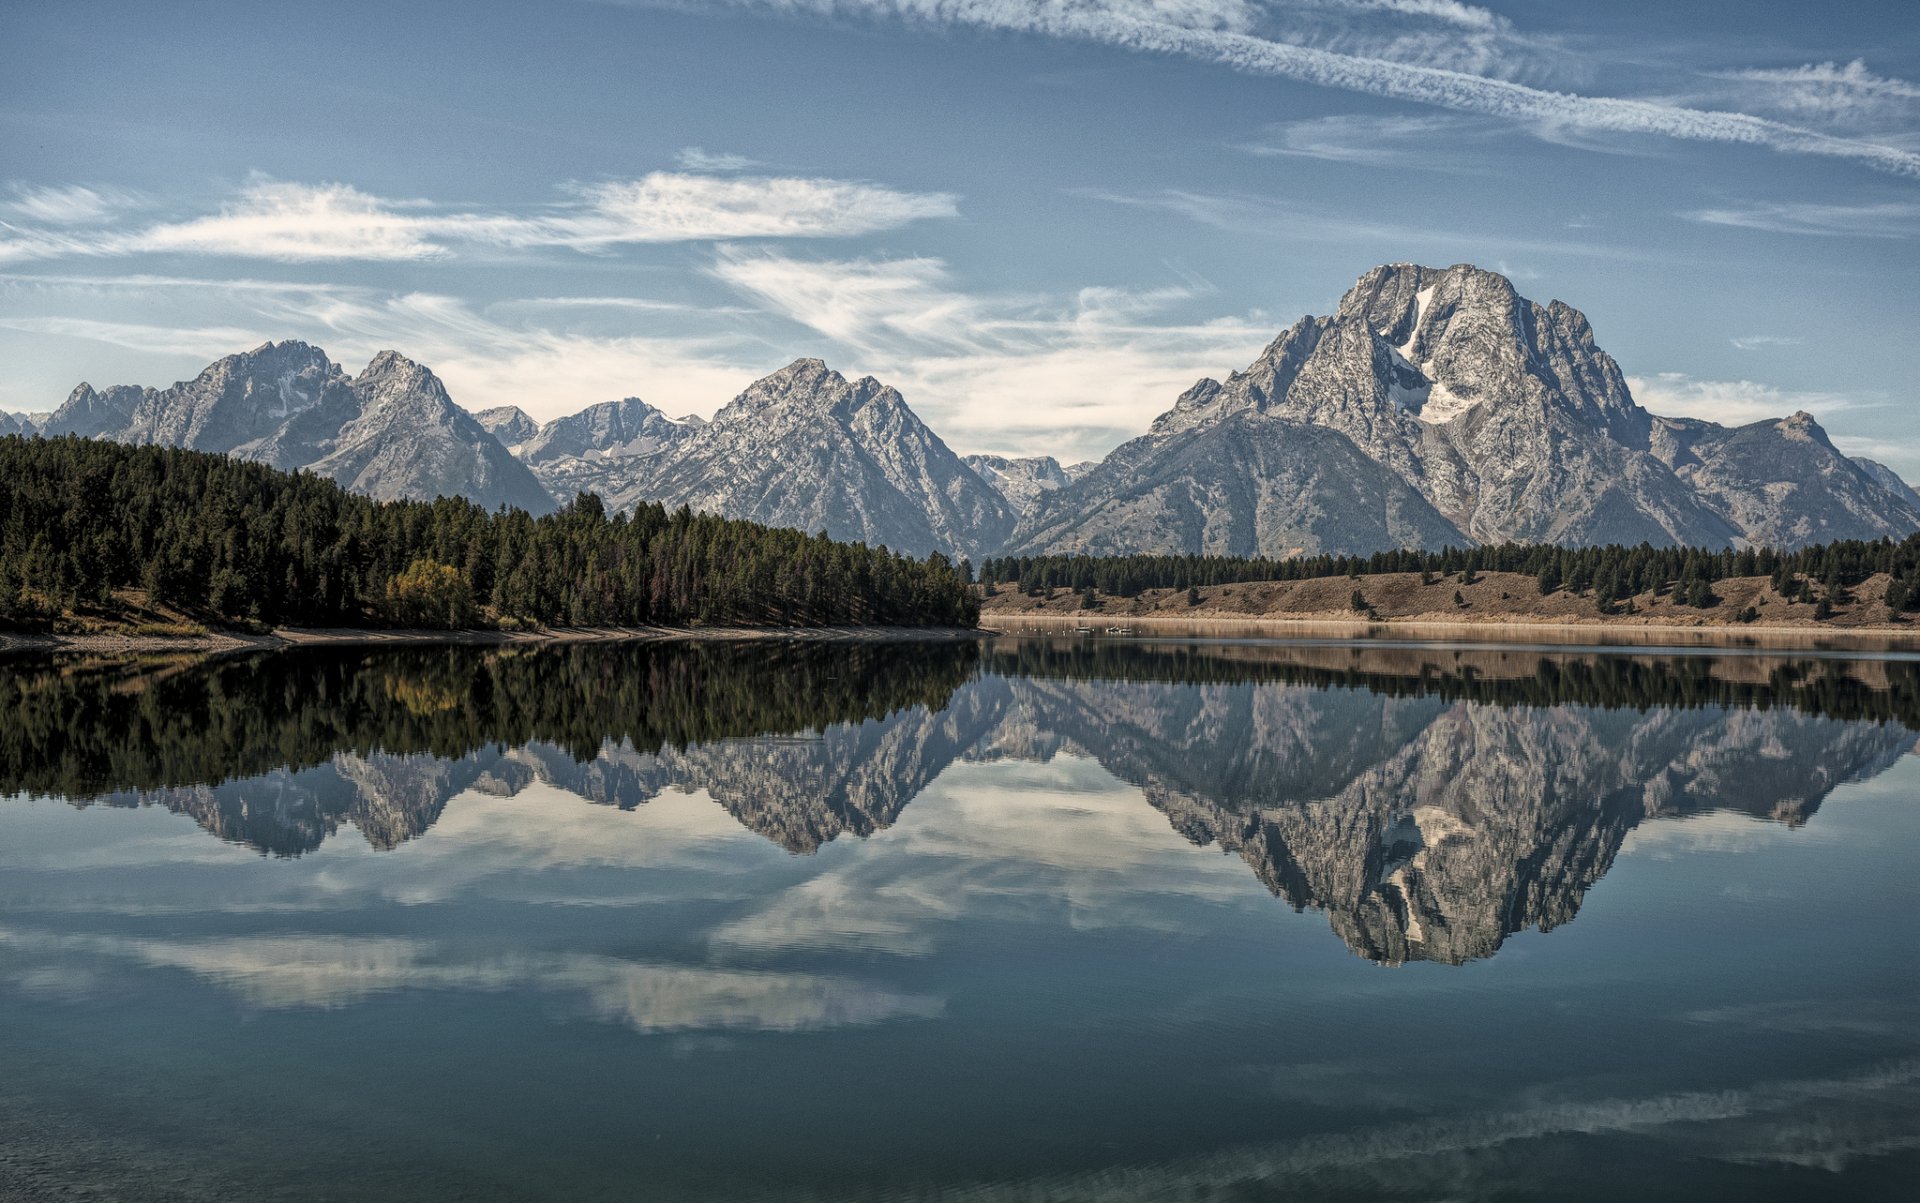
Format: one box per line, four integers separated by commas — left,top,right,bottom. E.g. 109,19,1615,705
47,342,555,513
597,359,1015,557
1013,263,1918,555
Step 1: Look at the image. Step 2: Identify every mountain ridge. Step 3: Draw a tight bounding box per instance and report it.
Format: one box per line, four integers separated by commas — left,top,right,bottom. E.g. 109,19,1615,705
12,262,1918,557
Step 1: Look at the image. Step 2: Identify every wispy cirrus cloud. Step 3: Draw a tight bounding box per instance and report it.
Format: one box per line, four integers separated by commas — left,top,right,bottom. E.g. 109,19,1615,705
0,928,941,1031
662,0,1920,176
1680,200,1920,238
1710,59,1920,127
1626,372,1876,427
0,171,960,264
674,146,762,171
1233,112,1496,169
1728,334,1803,351
3,183,145,225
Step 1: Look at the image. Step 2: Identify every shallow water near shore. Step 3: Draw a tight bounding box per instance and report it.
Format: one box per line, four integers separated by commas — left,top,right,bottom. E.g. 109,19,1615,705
2,637,1917,1201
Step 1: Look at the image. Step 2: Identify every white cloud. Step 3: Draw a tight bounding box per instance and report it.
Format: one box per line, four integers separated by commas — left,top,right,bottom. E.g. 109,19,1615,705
708,248,1272,457
1233,112,1494,168
1084,187,1649,261
1680,200,1920,238
679,0,1920,176
1728,334,1803,351
0,171,960,265
133,179,449,262
1712,59,1920,127
573,173,956,242
1627,372,1868,427
674,146,762,171
3,183,142,225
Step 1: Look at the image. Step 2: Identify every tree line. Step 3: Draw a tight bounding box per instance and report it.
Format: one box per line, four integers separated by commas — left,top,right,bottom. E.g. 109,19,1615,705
979,534,1920,614
986,642,1920,732
0,640,980,815
0,436,978,630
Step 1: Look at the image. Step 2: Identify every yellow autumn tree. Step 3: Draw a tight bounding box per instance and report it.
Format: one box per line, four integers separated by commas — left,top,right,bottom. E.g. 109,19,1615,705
383,559,479,629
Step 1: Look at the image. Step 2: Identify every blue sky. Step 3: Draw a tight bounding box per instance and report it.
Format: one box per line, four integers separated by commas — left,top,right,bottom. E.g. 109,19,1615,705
2,0,1917,471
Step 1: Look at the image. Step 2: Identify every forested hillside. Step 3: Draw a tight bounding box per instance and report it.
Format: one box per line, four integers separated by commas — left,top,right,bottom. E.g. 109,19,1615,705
0,436,978,630
982,535,1920,617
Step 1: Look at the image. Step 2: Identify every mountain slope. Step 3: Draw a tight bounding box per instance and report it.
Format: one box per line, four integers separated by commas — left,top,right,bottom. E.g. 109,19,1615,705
308,352,556,513
1653,413,1920,547
1010,412,1466,557
601,359,1014,557
1015,263,1915,555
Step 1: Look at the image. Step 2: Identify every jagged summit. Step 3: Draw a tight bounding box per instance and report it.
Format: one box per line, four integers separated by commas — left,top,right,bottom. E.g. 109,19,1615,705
45,344,553,514
598,358,1015,557
1012,261,1920,556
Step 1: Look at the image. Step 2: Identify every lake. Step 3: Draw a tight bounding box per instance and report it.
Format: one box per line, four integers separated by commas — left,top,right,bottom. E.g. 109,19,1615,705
2,637,1916,1201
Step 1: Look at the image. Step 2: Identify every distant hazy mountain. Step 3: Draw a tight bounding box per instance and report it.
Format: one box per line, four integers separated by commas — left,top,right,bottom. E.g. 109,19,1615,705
963,454,1089,518
1011,263,1920,555
45,342,553,514
1852,456,1920,514
0,410,39,437
475,405,540,448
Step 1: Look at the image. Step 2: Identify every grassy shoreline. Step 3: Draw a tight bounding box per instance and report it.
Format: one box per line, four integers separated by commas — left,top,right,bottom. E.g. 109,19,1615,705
981,569,1920,651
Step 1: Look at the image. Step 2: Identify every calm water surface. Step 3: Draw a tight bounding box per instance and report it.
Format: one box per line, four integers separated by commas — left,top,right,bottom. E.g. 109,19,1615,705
1,638,1916,1201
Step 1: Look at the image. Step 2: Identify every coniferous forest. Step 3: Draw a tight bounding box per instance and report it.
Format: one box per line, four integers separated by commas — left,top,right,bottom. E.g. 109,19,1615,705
979,535,1920,613
0,436,979,630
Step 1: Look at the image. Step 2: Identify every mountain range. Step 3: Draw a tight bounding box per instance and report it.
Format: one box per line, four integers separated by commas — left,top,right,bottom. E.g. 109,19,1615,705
6,262,1916,556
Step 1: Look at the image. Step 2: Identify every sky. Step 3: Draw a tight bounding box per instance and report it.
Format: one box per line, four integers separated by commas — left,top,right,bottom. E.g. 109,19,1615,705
1,0,1917,473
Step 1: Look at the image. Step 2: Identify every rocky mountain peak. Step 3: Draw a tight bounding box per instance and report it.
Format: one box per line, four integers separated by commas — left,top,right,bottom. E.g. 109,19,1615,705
350,351,453,415
518,396,691,467
1778,410,1825,441
1014,261,1918,556
476,406,540,448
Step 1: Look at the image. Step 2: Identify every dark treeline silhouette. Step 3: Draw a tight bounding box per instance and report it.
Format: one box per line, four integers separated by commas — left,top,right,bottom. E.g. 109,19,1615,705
986,640,1920,731
0,640,980,802
7,638,1917,813
0,436,977,629
980,535,1920,612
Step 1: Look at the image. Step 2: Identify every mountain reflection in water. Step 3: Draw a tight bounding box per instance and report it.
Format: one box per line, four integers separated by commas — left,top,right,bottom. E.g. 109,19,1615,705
4,638,1914,965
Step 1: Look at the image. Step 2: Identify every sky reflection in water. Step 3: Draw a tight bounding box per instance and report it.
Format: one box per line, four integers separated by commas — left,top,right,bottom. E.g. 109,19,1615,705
1,638,1916,1201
